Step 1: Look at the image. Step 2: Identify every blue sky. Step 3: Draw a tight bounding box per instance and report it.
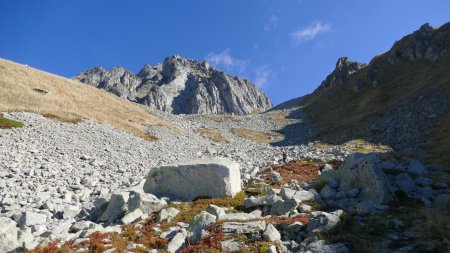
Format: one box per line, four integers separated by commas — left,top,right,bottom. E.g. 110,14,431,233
1,1,449,105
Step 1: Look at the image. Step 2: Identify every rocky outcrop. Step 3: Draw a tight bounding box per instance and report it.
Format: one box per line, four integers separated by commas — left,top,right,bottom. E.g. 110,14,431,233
313,57,367,95
74,55,272,115
143,158,242,201
387,23,448,64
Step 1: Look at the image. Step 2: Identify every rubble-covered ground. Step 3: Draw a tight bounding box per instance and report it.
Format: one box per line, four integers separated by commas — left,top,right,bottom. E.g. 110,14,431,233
0,107,448,253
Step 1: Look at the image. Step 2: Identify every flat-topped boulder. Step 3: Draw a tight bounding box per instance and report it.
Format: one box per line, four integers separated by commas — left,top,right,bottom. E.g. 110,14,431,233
143,158,241,201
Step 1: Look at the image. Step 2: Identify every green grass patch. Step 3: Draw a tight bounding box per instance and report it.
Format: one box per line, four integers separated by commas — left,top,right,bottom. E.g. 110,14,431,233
0,113,23,129
42,113,82,124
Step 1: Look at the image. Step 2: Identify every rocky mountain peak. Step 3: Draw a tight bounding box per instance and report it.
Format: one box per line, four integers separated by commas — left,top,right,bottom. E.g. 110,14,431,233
387,22,448,63
74,55,272,115
416,23,434,36
313,57,366,95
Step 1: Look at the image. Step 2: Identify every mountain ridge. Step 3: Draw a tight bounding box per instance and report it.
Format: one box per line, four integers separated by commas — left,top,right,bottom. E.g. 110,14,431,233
299,22,450,167
74,55,272,115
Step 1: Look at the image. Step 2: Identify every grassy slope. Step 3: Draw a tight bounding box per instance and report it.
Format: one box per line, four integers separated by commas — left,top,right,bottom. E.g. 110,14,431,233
302,30,450,167
0,58,176,140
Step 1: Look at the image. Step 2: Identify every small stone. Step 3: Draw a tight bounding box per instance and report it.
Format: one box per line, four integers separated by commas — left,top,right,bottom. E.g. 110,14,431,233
166,229,187,253
121,209,143,224
18,211,47,227
157,207,180,222
205,204,226,219
263,223,281,242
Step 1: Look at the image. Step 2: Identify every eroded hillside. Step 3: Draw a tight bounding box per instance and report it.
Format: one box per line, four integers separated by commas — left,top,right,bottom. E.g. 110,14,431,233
301,23,450,168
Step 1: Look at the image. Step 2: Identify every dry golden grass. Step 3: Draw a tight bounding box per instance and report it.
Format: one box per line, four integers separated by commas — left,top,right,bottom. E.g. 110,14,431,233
231,128,283,143
0,58,177,141
314,139,392,154
266,111,291,123
196,127,228,144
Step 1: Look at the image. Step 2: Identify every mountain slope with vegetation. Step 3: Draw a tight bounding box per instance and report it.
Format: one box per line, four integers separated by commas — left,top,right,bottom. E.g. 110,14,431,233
0,58,176,141
301,23,450,167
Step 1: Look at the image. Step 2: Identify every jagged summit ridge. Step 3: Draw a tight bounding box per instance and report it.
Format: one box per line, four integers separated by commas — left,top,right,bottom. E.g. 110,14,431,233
313,57,367,95
74,55,272,115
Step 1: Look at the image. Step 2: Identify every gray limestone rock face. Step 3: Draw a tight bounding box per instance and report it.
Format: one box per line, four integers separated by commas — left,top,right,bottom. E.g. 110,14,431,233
73,55,272,115
334,153,394,204
144,158,241,201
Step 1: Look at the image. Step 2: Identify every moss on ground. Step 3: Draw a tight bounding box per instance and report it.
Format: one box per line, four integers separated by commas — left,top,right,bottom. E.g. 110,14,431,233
0,113,23,128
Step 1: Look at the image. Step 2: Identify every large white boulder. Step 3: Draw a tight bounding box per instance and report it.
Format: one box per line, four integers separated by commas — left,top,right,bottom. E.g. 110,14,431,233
0,217,20,252
143,158,241,201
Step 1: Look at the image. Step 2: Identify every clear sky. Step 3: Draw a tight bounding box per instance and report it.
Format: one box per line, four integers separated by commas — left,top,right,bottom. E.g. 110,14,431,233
1,1,449,105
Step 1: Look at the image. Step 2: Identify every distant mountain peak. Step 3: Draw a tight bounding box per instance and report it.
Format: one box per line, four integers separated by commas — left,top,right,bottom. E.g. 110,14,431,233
74,55,272,115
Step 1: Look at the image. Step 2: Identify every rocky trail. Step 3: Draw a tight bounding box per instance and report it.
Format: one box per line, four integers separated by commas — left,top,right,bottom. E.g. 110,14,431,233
0,106,449,253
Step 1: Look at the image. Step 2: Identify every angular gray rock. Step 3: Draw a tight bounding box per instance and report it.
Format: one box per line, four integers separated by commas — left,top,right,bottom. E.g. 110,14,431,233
263,223,281,242
62,205,81,219
308,210,344,233
270,198,300,216
335,153,394,204
221,221,266,239
18,211,47,227
244,194,283,208
144,158,241,201
219,212,259,221
187,211,217,244
157,207,180,222
167,229,187,253
73,55,272,115
205,204,226,219
98,192,129,222
127,191,166,215
280,188,317,202
120,209,143,224
0,217,20,252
